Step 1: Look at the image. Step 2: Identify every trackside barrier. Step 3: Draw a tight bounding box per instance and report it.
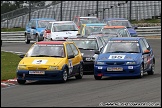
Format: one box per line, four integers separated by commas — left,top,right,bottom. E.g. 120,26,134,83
1,26,161,42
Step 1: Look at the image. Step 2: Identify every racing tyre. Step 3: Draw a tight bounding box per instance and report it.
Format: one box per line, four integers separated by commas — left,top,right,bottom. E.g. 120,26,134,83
138,65,144,78
147,62,155,75
75,64,83,79
61,68,68,83
94,75,102,80
17,79,26,85
25,34,30,44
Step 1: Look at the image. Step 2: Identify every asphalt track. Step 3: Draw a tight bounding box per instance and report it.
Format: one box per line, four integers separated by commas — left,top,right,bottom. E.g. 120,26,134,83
1,39,161,107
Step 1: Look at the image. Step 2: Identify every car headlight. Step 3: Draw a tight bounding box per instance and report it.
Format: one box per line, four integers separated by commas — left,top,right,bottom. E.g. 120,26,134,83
17,65,27,70
126,62,136,65
49,66,59,70
95,61,105,65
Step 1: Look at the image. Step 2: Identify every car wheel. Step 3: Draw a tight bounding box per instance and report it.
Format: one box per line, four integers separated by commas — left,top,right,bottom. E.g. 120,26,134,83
94,75,102,80
138,65,144,78
61,68,68,83
25,34,30,44
17,79,26,85
75,64,83,79
147,62,155,75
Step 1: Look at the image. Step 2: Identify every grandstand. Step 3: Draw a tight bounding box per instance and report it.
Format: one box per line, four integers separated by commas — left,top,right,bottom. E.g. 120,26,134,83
1,1,161,28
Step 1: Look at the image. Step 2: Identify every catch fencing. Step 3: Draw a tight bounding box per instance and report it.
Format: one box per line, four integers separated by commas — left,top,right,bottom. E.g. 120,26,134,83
1,26,161,42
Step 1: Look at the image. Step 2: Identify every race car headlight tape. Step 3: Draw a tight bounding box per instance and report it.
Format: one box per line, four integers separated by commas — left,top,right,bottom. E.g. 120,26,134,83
96,62,105,65
17,65,27,70
49,66,59,70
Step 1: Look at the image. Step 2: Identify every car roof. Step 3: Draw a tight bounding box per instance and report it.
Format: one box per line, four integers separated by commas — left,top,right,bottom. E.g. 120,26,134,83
52,21,74,24
103,18,127,21
103,25,126,29
75,16,98,18
79,16,98,18
67,36,96,40
31,18,55,20
84,23,106,26
109,37,144,41
35,41,71,45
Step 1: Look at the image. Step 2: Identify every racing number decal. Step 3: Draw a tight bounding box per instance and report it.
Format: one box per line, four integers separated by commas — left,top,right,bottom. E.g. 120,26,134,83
108,55,126,59
68,59,73,74
32,59,48,64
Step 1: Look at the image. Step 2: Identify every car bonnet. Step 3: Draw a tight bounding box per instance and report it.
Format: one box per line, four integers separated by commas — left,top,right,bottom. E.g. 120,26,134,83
19,57,64,66
97,53,141,61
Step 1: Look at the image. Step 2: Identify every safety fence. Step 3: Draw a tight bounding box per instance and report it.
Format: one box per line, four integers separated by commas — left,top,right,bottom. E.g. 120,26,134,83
1,26,161,42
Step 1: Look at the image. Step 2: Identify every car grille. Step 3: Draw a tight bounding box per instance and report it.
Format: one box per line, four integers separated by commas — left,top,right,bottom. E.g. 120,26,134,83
106,61,125,65
28,67,47,70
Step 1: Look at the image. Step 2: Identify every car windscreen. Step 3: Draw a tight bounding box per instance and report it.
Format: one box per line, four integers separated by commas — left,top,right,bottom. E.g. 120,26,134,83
52,23,78,32
67,39,98,50
80,18,100,23
102,41,140,53
26,44,65,57
37,20,55,28
107,20,132,28
85,26,103,35
101,28,129,37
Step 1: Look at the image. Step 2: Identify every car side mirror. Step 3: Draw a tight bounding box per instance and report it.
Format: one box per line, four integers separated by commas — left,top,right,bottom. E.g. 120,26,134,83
143,49,150,54
19,54,25,58
68,55,75,59
95,50,100,54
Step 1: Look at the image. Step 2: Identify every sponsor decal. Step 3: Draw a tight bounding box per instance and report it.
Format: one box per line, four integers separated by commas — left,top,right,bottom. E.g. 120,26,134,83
108,55,126,59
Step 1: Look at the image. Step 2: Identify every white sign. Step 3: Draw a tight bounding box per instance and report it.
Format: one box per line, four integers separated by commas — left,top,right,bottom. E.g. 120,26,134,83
108,55,126,59
32,60,48,64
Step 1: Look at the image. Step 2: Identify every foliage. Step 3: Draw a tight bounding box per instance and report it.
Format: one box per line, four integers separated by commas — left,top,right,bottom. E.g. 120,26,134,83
1,1,44,14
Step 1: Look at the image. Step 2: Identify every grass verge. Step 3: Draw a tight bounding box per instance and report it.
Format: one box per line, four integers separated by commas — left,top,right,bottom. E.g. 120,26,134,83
1,51,22,80
1,27,25,32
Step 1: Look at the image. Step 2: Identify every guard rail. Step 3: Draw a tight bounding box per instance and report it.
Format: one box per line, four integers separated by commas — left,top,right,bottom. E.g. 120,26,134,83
1,26,161,42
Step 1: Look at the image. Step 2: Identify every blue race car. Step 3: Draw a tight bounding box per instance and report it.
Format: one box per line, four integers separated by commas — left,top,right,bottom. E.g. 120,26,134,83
25,18,56,44
94,37,155,80
103,18,138,37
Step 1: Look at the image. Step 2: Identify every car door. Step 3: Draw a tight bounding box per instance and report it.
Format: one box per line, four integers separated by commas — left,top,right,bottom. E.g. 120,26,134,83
142,38,154,69
79,24,84,36
66,44,76,75
139,39,151,70
26,21,32,34
69,43,81,74
30,20,37,39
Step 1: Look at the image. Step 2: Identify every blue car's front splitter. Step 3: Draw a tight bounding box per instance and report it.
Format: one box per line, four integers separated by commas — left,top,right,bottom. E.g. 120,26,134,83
94,65,141,77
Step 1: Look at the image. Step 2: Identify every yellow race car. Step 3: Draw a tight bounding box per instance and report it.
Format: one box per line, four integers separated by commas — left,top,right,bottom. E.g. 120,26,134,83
17,41,83,84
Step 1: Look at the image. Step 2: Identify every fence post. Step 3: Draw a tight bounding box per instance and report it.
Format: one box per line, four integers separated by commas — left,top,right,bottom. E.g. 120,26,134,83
129,1,132,21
